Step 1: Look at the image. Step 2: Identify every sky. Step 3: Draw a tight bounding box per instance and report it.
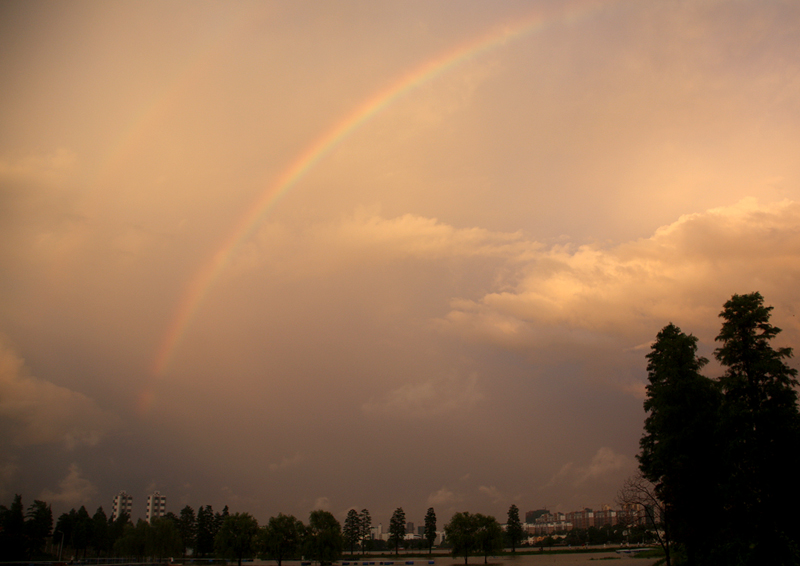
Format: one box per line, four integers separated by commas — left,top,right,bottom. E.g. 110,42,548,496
2,0,800,529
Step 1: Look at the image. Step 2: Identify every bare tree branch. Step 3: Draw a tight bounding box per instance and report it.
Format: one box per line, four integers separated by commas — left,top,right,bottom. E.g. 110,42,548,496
616,472,671,566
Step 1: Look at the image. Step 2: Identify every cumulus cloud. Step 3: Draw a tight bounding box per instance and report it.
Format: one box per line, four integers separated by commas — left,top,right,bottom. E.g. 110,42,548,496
314,496,331,511
439,199,800,348
427,487,462,507
238,210,541,281
331,210,539,261
39,463,98,506
0,335,119,448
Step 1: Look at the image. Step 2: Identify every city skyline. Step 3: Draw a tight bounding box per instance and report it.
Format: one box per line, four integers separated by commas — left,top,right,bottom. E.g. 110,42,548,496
2,0,800,527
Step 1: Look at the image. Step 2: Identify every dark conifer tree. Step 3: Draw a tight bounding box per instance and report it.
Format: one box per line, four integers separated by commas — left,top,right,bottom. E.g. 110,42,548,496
359,509,371,551
714,292,800,565
423,507,436,554
505,505,523,553
638,323,720,565
388,508,406,556
91,507,108,556
342,509,361,555
178,505,197,557
196,505,216,556
72,506,92,559
1,495,26,560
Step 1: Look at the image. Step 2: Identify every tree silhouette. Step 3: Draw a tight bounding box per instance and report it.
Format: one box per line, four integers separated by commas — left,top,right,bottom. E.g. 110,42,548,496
388,507,406,555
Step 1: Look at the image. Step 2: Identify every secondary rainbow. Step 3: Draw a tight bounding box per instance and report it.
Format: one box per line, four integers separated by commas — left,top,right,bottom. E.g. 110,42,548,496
152,0,616,376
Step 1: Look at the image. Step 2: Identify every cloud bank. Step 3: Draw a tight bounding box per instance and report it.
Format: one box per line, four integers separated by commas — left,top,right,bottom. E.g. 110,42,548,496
0,336,119,449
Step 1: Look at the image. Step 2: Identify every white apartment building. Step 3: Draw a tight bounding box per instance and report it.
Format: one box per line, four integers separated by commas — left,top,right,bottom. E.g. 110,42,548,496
146,491,167,523
112,491,133,521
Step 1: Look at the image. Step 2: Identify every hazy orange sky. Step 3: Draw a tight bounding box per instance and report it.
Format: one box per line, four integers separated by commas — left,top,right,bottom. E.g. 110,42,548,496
2,0,800,526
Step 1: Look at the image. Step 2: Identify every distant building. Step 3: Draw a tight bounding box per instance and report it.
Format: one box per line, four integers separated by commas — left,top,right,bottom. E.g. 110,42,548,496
146,491,167,523
593,506,618,527
528,504,636,535
406,521,414,534
112,491,133,521
530,511,570,535
618,503,646,527
525,509,549,524
566,508,594,530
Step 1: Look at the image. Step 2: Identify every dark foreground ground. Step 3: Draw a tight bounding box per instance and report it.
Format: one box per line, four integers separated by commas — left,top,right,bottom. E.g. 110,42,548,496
247,552,659,566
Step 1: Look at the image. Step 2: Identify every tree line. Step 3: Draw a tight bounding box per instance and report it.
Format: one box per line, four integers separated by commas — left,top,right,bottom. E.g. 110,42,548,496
0,496,53,561
2,497,527,564
637,292,800,566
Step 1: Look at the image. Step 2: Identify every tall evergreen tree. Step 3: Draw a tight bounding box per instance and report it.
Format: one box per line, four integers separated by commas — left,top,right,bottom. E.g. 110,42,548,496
196,505,216,556
423,507,436,554
342,509,361,555
55,510,77,557
638,322,720,566
358,509,371,551
1,495,26,560
24,500,52,558
91,507,108,557
72,506,92,559
388,508,406,556
714,292,800,565
504,505,523,553
177,505,197,557
213,505,229,543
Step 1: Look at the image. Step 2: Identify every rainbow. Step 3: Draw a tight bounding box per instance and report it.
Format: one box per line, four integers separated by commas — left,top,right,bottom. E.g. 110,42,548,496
151,0,617,377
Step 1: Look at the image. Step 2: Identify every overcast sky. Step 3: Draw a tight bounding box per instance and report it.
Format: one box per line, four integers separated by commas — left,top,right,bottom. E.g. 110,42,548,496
2,0,800,528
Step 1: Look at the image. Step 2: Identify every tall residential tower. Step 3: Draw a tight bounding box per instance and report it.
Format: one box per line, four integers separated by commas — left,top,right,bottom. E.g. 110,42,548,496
112,491,133,521
146,491,167,523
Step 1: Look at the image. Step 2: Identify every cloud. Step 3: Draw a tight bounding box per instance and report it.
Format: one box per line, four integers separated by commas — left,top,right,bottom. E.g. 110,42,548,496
361,372,483,419
0,335,119,449
314,496,331,511
547,448,636,489
237,209,542,283
427,487,462,507
579,448,634,485
439,199,800,349
39,463,98,506
330,210,539,261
